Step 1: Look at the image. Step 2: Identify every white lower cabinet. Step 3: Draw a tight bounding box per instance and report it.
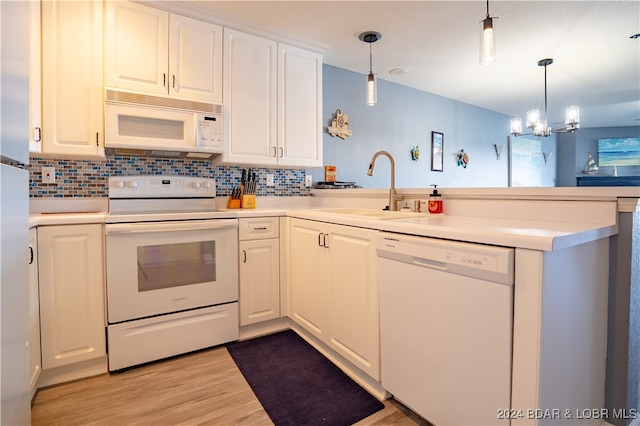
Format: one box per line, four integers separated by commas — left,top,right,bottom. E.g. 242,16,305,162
290,218,380,380
28,228,41,398
37,224,106,370
239,218,280,326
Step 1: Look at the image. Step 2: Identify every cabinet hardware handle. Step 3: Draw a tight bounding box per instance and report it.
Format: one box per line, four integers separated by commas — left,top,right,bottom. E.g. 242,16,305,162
272,146,277,157
96,132,99,146
323,233,329,248
253,227,268,231
318,232,324,247
163,73,167,88
242,250,247,263
279,147,284,158
29,246,33,265
172,75,176,89
34,127,41,142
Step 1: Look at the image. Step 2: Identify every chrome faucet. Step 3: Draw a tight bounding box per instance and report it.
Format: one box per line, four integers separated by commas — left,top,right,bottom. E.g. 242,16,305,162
367,150,404,211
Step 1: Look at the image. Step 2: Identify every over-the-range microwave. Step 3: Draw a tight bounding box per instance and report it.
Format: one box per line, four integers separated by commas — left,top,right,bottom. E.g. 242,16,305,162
105,89,223,159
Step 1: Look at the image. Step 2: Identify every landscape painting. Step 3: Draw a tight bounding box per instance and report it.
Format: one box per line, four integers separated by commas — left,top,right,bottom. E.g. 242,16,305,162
597,138,640,166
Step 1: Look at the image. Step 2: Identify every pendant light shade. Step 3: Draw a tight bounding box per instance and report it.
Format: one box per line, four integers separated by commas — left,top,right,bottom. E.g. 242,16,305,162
526,109,540,128
480,1,497,65
510,117,523,135
480,16,495,65
565,106,580,131
367,72,377,106
359,31,381,106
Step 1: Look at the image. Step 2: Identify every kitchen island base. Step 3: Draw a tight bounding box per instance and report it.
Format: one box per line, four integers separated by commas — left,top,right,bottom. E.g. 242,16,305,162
512,238,609,425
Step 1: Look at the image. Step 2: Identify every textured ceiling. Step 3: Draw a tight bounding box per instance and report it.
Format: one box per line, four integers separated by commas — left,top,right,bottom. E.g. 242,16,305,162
166,1,640,129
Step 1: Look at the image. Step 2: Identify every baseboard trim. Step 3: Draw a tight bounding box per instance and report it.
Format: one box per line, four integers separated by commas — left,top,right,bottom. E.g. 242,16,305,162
37,356,107,389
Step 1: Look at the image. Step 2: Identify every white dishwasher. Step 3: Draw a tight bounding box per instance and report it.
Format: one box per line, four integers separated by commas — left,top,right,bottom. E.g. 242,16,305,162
377,232,515,426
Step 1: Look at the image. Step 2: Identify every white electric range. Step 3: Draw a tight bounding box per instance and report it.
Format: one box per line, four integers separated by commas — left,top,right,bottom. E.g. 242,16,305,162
105,175,239,371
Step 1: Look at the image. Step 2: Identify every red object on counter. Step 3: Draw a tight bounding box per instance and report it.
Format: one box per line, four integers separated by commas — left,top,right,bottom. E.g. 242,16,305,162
428,185,443,214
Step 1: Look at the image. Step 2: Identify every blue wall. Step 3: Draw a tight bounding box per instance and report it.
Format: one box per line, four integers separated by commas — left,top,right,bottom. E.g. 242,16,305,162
310,65,513,189
315,64,640,189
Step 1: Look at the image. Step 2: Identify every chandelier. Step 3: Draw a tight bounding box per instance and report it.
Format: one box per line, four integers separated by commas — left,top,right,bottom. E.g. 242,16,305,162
510,58,580,137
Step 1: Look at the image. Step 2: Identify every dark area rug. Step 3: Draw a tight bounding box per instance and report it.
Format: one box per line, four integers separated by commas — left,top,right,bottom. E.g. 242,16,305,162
226,330,384,426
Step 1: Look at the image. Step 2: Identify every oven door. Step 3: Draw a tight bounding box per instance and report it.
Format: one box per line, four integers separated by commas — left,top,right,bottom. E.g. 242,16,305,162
105,219,238,323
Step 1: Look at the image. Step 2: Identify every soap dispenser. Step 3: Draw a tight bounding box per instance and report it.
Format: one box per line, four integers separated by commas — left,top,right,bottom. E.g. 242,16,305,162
428,184,443,214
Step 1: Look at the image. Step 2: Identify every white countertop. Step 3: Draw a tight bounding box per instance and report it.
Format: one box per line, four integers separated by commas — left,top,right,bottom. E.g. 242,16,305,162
30,190,624,251
287,210,617,251
30,212,107,228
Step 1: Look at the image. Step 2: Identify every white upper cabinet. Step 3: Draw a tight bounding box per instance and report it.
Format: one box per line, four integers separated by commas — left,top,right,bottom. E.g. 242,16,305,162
278,43,323,168
170,14,222,103
29,0,42,154
105,2,167,96
223,29,278,165
221,29,322,168
41,0,104,159
105,2,222,103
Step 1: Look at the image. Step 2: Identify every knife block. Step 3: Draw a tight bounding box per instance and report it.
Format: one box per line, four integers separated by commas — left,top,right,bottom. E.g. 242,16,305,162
226,196,241,209
241,194,256,209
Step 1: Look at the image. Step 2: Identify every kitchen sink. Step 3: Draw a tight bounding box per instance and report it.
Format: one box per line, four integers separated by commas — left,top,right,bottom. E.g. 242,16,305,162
315,208,418,219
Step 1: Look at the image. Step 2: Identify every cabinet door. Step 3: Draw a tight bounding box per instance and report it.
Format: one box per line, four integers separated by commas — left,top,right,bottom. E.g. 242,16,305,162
41,0,104,158
29,0,42,154
290,219,326,340
278,44,323,168
325,224,380,380
104,1,168,95
38,225,106,369
239,239,280,326
170,14,222,103
28,228,41,398
223,29,277,165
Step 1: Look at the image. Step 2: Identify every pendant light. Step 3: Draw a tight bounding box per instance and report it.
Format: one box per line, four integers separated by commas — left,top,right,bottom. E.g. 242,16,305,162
480,0,497,65
510,58,580,137
359,31,381,106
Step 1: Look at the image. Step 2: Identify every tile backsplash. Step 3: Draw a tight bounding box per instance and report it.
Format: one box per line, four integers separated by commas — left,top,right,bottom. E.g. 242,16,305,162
29,155,311,198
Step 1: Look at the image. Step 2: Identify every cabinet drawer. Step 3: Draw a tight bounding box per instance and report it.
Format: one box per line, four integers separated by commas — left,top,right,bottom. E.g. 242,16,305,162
239,217,279,240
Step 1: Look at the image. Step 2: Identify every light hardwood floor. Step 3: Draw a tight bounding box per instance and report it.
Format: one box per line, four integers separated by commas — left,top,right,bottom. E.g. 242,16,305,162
31,345,431,426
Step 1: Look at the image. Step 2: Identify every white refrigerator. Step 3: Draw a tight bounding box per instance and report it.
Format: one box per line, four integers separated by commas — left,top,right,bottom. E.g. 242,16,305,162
1,1,32,424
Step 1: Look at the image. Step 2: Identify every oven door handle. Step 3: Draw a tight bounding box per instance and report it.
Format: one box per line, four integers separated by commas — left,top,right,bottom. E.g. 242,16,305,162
105,219,238,235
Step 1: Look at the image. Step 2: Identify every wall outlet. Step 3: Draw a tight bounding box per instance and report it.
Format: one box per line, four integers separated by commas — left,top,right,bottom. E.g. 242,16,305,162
42,166,56,184
266,173,275,187
304,175,312,187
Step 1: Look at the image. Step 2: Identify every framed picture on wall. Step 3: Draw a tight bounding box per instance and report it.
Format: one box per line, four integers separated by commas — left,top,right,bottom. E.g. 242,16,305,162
431,131,444,172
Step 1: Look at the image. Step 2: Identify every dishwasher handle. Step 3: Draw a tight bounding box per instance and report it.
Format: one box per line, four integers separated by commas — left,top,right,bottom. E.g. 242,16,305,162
411,256,447,270
377,249,446,270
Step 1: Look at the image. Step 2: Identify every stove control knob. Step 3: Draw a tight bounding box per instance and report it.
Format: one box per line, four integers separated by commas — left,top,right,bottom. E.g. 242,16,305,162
126,180,139,189
115,180,125,189
203,181,212,189
192,182,202,189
